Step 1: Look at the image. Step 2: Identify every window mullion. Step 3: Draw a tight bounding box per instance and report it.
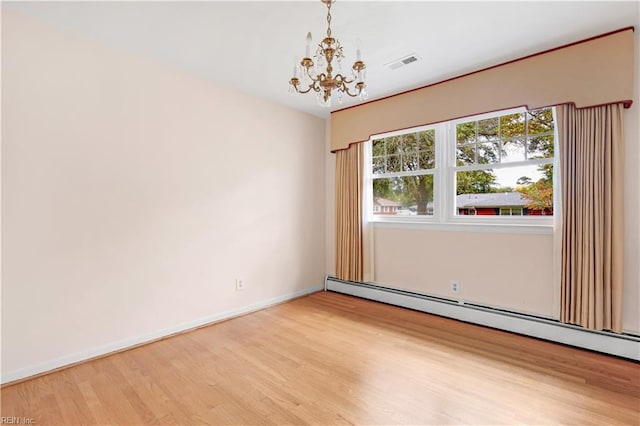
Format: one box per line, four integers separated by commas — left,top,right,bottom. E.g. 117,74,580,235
436,122,452,223
372,169,434,179
447,121,456,221
453,157,553,173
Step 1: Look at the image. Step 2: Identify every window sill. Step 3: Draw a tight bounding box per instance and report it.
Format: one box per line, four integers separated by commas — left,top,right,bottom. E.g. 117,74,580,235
371,218,554,235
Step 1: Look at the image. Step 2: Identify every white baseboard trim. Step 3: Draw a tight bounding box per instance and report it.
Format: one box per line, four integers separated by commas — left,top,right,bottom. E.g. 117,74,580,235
1,285,323,385
326,278,640,361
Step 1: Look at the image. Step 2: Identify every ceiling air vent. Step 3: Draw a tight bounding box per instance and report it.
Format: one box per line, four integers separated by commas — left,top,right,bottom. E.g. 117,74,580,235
385,54,421,70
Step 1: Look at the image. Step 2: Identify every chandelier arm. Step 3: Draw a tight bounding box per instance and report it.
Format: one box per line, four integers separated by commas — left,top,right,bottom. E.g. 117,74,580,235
342,83,362,98
334,73,356,85
293,77,322,95
296,85,316,94
303,67,315,80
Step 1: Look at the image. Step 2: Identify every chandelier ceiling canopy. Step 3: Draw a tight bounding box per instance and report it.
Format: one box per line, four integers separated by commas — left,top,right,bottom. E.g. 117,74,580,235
288,0,367,107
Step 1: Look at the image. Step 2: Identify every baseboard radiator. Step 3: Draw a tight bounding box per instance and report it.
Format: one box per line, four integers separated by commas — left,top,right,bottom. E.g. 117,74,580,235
325,277,640,361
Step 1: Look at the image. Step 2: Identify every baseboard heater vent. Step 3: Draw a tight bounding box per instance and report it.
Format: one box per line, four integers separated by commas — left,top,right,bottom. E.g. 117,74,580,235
325,277,640,361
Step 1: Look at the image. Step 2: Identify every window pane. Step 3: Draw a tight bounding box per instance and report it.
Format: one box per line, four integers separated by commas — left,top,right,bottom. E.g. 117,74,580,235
527,134,554,159
500,113,525,138
402,174,435,215
372,156,385,174
402,134,418,152
456,122,476,145
417,130,435,150
387,154,401,172
477,142,499,164
372,139,386,156
456,163,553,216
419,150,435,169
372,176,434,216
477,117,499,141
456,144,475,166
527,108,554,134
386,137,401,155
372,179,399,215
501,139,526,163
403,154,419,172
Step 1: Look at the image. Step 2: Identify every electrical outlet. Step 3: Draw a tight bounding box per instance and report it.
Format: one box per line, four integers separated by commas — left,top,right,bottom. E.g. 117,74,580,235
235,278,245,291
450,280,460,293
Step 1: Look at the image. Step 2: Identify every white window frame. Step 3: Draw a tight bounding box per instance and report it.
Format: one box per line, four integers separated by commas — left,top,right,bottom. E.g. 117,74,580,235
364,107,559,234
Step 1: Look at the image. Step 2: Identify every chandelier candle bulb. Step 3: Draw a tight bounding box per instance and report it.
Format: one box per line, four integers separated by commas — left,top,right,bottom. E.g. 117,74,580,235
305,32,312,58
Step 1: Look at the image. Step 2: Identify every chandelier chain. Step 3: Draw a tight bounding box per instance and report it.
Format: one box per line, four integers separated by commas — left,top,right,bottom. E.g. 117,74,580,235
326,1,332,38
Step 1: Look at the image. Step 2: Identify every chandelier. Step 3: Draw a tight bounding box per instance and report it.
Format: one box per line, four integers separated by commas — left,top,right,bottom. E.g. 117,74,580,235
288,0,368,107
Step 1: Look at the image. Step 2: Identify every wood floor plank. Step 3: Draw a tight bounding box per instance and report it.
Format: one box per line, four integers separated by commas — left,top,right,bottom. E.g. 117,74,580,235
2,291,639,425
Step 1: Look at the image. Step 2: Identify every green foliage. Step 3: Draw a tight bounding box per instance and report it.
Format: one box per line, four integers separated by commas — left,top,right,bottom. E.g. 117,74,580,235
373,178,394,200
517,178,553,211
456,122,476,144
500,113,525,138
402,175,433,214
456,170,497,195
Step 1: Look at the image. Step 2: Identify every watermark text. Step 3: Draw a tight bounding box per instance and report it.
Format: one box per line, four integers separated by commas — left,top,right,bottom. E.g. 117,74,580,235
1,417,35,425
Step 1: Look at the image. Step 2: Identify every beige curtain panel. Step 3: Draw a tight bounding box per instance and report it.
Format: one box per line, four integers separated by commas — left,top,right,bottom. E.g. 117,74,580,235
335,143,364,282
557,103,625,333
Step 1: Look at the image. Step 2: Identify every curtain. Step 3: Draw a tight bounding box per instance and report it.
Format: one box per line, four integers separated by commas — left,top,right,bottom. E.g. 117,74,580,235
557,103,624,332
335,143,364,282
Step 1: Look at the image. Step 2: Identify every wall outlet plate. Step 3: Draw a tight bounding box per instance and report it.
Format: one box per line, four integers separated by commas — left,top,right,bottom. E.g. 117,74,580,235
451,280,460,293
235,279,245,291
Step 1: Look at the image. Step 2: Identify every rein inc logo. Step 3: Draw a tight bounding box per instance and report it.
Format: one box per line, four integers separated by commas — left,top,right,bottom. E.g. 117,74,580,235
1,418,34,425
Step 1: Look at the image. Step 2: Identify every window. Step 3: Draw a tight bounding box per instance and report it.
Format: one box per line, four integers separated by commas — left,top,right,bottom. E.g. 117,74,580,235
367,107,556,227
371,130,435,217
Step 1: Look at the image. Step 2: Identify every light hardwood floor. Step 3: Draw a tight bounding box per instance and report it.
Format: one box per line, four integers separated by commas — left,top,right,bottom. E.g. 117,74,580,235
2,291,639,425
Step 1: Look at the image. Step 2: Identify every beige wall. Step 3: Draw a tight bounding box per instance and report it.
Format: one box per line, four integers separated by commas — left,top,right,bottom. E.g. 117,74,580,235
325,120,336,277
1,11,326,377
373,228,555,317
622,28,640,334
326,32,640,334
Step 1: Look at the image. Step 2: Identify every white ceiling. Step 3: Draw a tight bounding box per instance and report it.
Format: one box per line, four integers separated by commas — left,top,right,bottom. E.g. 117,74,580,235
3,1,639,118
